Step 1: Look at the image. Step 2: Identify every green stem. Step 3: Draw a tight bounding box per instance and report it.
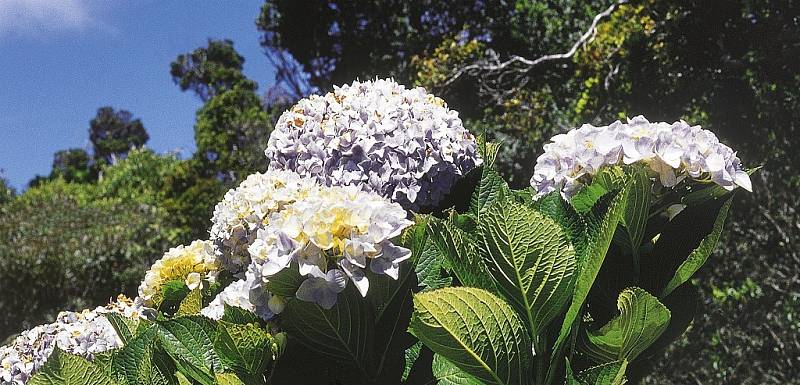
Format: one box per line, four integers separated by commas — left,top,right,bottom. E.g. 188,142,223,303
534,332,548,385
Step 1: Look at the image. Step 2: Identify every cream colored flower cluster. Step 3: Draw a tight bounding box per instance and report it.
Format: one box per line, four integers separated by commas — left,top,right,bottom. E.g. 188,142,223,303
0,296,146,385
137,240,220,307
210,170,317,274
246,184,413,309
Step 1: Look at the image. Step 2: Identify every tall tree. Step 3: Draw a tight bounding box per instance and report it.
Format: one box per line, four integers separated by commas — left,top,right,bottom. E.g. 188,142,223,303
0,175,14,205
170,39,257,102
89,107,149,165
194,86,274,181
51,149,92,183
172,40,277,182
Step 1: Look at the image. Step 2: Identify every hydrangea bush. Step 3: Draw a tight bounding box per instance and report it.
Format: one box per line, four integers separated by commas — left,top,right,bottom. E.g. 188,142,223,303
0,79,752,385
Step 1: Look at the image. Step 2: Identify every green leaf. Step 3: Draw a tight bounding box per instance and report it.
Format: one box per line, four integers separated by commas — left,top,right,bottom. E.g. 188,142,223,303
177,289,203,316
548,190,627,381
159,280,190,315
570,183,609,214
415,236,453,291
156,316,220,383
264,265,304,298
220,304,260,325
214,373,245,385
567,360,628,385
478,197,576,336
409,287,531,385
431,354,483,385
661,196,732,297
580,288,671,363
402,342,423,382
619,166,651,255
111,324,158,385
104,313,140,345
28,348,119,385
428,218,495,290
278,284,374,379
213,320,274,377
469,140,509,218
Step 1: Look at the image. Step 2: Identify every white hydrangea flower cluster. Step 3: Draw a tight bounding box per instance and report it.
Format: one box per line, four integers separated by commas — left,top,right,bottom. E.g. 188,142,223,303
138,240,220,307
200,271,277,321
246,184,414,309
0,296,147,385
209,170,317,274
531,116,753,199
265,78,482,211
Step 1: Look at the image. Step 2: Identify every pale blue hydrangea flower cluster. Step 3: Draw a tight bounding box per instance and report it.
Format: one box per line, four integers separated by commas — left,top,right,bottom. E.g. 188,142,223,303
209,170,318,274
204,172,413,314
0,296,148,385
246,184,413,309
265,78,482,211
531,116,753,199
201,271,277,321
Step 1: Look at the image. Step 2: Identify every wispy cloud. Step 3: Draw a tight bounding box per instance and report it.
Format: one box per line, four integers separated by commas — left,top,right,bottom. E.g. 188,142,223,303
0,0,93,38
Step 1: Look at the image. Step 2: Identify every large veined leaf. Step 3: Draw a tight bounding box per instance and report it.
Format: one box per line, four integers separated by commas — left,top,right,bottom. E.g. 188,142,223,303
432,354,483,385
104,313,140,345
409,287,532,385
110,324,156,385
156,316,220,383
566,360,628,385
408,213,452,291
213,320,274,377
28,348,120,385
279,284,375,379
579,288,671,363
548,190,627,382
470,141,509,218
533,192,590,261
479,197,576,337
618,166,651,258
428,218,496,291
569,167,626,213
661,196,732,297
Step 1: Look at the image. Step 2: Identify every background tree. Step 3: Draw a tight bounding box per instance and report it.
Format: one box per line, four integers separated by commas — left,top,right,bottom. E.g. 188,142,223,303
89,106,149,165
0,175,14,206
172,40,278,182
50,149,93,183
170,39,258,102
0,180,173,340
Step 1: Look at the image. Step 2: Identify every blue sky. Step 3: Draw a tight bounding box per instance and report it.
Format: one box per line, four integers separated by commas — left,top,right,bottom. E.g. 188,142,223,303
0,0,276,190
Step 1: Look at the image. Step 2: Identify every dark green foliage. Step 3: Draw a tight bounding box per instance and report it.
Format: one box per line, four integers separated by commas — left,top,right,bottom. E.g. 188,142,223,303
51,149,94,184
0,180,173,340
95,148,225,243
0,176,14,205
193,86,275,182
89,107,149,165
170,39,257,102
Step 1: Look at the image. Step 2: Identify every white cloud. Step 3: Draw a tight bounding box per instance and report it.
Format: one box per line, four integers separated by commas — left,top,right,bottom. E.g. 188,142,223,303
0,0,92,37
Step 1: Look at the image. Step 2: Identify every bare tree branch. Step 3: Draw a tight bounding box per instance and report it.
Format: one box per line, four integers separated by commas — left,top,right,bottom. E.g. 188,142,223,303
438,0,627,102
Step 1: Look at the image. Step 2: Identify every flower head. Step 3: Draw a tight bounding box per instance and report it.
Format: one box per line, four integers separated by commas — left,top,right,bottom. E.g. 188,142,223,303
138,240,219,307
531,116,752,199
200,271,275,321
247,184,413,308
265,78,482,211
210,170,318,274
0,296,147,384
